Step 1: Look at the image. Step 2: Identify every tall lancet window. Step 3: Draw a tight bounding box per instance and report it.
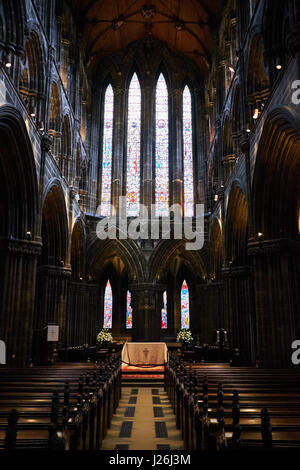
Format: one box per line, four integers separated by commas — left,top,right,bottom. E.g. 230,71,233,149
155,74,169,216
103,280,113,328
126,290,133,329
183,86,194,216
101,84,114,215
181,279,190,329
161,290,167,329
126,73,141,216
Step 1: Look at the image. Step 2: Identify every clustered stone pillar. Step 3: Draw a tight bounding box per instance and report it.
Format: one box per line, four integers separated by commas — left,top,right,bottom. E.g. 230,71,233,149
34,265,71,348
171,88,183,209
66,281,98,346
249,239,300,367
111,86,125,214
130,284,164,342
0,238,41,367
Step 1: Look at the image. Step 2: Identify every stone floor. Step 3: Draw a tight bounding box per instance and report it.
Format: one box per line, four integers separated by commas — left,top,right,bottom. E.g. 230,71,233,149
101,387,184,451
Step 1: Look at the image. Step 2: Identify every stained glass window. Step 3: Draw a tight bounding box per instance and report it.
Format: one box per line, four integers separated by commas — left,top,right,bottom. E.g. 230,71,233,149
103,280,112,328
183,86,194,216
126,73,141,216
155,74,169,216
181,279,190,329
161,290,167,329
126,290,133,329
101,84,114,216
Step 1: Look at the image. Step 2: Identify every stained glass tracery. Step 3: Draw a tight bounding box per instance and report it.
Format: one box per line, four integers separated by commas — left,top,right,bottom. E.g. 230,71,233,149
101,84,114,216
155,74,169,216
103,280,113,328
126,73,141,216
181,279,190,329
126,290,133,329
161,290,167,329
183,86,194,217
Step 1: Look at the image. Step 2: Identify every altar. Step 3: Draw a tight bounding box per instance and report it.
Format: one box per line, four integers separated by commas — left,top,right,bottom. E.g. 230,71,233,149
121,342,168,366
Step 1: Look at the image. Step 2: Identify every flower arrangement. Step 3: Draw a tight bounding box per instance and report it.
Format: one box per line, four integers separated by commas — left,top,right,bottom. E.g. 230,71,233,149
176,329,193,344
96,328,113,344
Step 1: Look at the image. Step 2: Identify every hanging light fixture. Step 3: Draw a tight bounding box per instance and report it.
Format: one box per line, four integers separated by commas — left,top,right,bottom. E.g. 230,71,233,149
253,108,259,120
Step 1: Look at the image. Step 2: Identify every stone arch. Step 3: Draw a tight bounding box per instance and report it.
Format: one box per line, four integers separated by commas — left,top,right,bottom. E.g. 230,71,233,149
222,114,236,181
225,183,249,266
210,218,223,280
0,105,39,366
87,238,145,284
252,108,300,240
40,182,69,266
0,105,38,238
49,82,62,157
71,218,86,281
61,114,72,179
245,33,270,128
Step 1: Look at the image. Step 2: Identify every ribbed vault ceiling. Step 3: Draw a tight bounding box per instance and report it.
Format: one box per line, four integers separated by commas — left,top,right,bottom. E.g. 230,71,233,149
72,0,224,73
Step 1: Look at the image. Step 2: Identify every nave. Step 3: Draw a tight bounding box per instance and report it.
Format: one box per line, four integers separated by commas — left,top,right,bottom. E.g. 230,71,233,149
1,354,300,451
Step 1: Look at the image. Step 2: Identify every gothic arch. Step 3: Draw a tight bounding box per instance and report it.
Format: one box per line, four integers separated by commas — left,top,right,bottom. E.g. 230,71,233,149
210,218,223,280
252,108,300,240
40,182,69,266
87,238,145,284
0,105,38,238
225,183,249,266
149,239,206,283
71,218,86,281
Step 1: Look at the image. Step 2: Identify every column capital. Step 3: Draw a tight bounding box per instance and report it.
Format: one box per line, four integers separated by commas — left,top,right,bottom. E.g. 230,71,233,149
41,132,52,152
0,237,42,256
248,238,300,256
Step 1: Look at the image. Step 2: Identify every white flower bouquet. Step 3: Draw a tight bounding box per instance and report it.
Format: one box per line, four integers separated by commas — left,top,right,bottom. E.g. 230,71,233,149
96,328,113,344
176,329,193,344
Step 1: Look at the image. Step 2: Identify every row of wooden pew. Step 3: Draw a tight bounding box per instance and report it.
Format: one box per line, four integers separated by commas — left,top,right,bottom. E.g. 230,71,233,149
0,354,122,450
165,354,300,450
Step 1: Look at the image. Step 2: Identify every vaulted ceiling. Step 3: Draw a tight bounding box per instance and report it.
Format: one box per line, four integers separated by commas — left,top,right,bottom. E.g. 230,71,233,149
72,0,224,73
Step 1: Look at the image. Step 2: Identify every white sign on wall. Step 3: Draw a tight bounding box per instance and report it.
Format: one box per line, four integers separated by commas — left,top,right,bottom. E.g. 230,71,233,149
46,325,59,342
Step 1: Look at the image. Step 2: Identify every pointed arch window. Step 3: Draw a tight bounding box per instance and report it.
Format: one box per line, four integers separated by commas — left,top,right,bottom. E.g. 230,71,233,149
103,280,113,328
155,73,169,216
181,280,190,329
101,84,114,216
183,86,194,216
126,290,133,329
126,73,141,216
161,290,167,329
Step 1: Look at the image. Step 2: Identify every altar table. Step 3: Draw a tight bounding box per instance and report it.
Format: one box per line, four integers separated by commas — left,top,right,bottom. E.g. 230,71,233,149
122,342,168,366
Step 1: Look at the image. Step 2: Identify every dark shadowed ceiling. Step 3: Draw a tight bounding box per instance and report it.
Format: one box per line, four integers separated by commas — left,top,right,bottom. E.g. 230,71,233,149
72,0,224,73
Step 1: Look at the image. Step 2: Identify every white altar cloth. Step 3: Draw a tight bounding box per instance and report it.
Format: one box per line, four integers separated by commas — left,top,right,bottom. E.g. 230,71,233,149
122,342,168,366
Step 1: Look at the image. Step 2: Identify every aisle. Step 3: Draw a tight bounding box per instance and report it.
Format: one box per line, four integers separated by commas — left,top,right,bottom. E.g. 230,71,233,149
101,387,184,450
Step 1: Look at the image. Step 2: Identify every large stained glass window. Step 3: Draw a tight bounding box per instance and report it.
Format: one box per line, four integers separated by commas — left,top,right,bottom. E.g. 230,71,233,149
103,280,112,328
183,86,194,216
101,84,114,216
161,290,167,329
155,74,169,216
181,280,190,329
126,73,141,216
126,290,133,329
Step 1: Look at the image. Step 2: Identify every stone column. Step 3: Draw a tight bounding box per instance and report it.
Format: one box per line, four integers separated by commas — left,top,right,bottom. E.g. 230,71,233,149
171,88,183,209
111,86,125,214
227,266,256,363
249,239,300,367
0,238,41,367
129,284,164,342
34,265,71,348
66,281,98,346
142,83,155,212
194,87,207,204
